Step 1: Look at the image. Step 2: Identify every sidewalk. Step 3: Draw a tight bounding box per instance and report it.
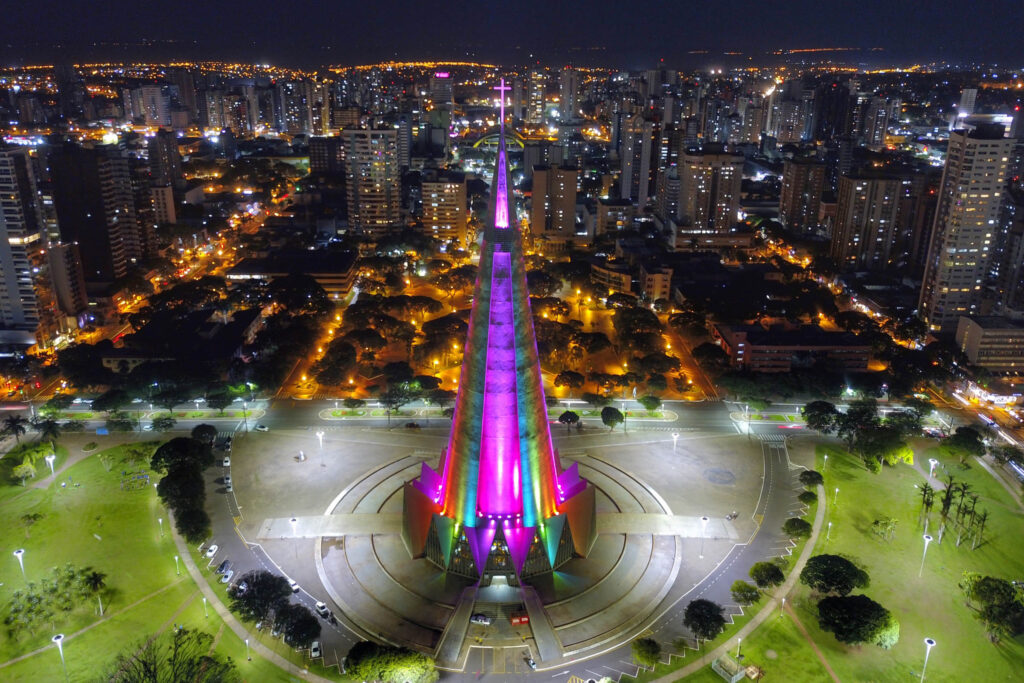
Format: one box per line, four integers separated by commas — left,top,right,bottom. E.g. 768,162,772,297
647,483,828,683
169,517,334,683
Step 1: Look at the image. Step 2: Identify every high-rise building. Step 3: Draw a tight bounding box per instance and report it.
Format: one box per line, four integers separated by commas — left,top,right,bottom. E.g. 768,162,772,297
342,129,400,234
677,144,743,232
277,81,314,134
860,96,890,149
47,243,88,318
830,174,903,271
308,136,345,174
402,96,595,579
530,164,578,250
920,125,1013,331
420,169,467,246
429,72,453,108
147,130,183,188
654,165,680,223
780,158,825,234
958,88,978,118
48,143,143,284
559,67,580,120
619,114,655,207
528,69,546,124
0,147,46,331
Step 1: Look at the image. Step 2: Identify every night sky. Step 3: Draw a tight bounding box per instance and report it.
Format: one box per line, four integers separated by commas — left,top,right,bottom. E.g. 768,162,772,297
2,0,1022,67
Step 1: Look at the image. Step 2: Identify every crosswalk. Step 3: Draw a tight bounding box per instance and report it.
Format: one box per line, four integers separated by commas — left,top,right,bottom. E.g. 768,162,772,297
758,433,787,443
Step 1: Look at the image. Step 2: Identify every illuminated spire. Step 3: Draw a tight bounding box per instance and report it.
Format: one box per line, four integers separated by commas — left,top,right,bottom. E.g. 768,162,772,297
402,79,595,579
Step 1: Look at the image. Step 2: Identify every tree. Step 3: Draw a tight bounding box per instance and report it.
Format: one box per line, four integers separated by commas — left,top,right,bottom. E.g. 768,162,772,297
343,397,366,410
582,392,612,409
105,411,136,432
799,555,870,596
799,470,824,487
798,490,818,505
558,410,580,434
275,603,321,648
101,627,239,683
601,406,624,431
782,517,812,538
682,599,726,646
154,387,191,413
802,401,839,434
631,638,661,668
749,562,785,589
691,343,730,372
174,506,211,543
817,595,897,648
91,388,131,414
964,576,1023,641
944,426,986,460
381,384,416,428
345,641,439,683
206,392,233,415
151,437,214,473
884,410,922,437
12,460,35,486
20,512,43,538
637,395,662,411
152,416,177,432
3,414,28,444
42,393,75,416
730,580,761,606
554,371,585,397
157,466,206,510
82,568,107,616
191,423,218,446
229,570,291,622
855,425,913,471
32,416,62,449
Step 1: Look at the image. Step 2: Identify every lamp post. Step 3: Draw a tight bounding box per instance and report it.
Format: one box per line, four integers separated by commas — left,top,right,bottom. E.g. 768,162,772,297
672,432,679,452
193,399,201,414
918,534,933,578
45,453,56,477
736,637,742,659
316,430,325,467
823,454,828,470
290,517,298,560
202,596,208,618
928,458,939,479
158,517,163,537
920,638,936,682
699,516,709,559
826,521,832,542
13,548,26,581
52,634,67,681
174,555,180,576
245,637,251,661
780,596,786,617
833,487,839,506
241,401,249,432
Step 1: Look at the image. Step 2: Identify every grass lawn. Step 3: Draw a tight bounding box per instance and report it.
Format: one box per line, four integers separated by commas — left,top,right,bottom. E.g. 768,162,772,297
0,441,318,681
690,441,1024,681
0,442,70,504
328,409,368,417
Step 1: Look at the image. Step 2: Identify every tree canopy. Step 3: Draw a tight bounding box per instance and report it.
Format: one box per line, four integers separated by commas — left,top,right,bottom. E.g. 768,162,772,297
800,554,870,596
817,594,898,648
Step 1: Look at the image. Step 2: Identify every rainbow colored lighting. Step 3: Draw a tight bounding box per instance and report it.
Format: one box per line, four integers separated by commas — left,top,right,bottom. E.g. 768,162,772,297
403,80,592,577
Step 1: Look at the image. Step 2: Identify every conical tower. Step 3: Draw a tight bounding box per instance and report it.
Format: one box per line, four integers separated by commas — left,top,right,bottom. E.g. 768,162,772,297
402,80,596,580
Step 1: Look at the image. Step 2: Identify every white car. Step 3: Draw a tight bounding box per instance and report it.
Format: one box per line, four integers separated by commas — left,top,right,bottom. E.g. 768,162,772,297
310,641,321,659
222,456,231,467
204,544,218,558
314,601,330,618
287,578,299,593
219,569,234,584
470,613,492,625
254,424,269,432
223,475,232,486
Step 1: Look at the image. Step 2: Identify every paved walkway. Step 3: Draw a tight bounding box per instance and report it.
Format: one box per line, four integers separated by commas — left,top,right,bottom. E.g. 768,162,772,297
169,518,334,683
646,483,828,683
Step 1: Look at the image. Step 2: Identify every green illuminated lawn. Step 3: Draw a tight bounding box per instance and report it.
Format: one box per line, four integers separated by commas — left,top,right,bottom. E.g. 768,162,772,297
683,440,1024,681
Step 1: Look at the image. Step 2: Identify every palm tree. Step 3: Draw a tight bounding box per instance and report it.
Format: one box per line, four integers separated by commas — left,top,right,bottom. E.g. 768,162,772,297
82,569,107,616
3,414,28,444
32,418,61,453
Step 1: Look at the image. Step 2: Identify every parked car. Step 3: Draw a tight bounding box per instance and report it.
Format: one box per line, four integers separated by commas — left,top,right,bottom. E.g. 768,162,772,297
215,559,231,574
255,424,269,432
220,569,234,584
314,601,330,618
223,456,231,467
310,641,321,658
527,657,537,670
205,544,219,558
223,475,232,486
470,613,492,625
234,580,249,595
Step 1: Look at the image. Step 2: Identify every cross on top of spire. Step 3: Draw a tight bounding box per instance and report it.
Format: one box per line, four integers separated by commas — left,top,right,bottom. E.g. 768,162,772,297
494,78,510,135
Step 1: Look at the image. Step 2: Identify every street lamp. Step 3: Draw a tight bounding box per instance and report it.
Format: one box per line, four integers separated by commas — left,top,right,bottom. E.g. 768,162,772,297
918,534,933,578
928,458,939,478
672,432,679,452
193,399,201,413
699,516,709,559
245,637,251,661
736,637,742,659
920,638,936,682
13,548,26,581
202,596,208,618
823,454,828,470
833,487,839,506
45,453,56,477
174,555,180,576
826,521,832,542
158,517,163,537
241,401,249,432
52,634,67,681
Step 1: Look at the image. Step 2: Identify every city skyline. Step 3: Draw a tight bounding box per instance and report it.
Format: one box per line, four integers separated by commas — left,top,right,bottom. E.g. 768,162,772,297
3,0,1024,67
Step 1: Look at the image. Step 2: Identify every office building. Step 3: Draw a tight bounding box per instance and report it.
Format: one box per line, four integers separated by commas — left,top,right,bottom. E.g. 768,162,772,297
595,197,635,235
47,243,88,318
677,144,743,233
830,174,903,270
147,130,183,188
919,125,1013,331
342,129,400,234
779,158,825,234
713,323,871,373
309,136,345,174
528,69,546,124
530,164,578,250
955,316,1024,372
620,114,655,207
559,67,580,120
0,147,46,331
